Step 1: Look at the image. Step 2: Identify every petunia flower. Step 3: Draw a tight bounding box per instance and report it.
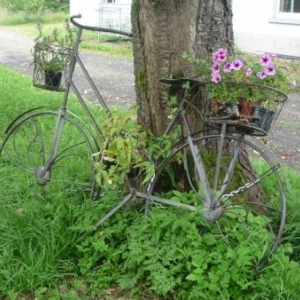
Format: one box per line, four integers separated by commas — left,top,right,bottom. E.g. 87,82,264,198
212,62,220,72
264,65,276,76
245,67,252,77
231,59,244,71
211,72,222,83
213,48,227,62
257,71,267,79
223,62,232,73
259,54,272,67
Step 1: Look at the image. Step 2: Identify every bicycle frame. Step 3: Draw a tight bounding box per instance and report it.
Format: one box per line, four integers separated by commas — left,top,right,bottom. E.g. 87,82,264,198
36,15,133,183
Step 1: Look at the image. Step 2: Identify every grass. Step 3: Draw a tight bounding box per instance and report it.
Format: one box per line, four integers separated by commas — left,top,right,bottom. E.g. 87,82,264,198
0,6,67,26
0,6,133,58
1,66,300,298
0,66,116,298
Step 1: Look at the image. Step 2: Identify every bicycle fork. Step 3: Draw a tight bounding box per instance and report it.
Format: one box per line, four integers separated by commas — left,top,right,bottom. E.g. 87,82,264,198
181,115,238,222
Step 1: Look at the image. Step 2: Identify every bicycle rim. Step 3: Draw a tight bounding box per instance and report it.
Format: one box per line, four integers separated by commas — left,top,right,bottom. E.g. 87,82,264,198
147,133,286,269
0,111,100,200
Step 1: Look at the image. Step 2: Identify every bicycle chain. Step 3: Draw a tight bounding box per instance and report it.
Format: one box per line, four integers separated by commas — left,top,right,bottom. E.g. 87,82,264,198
223,176,261,198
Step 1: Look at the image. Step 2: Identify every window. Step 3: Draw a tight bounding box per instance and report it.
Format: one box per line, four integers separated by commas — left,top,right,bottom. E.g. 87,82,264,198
107,0,116,3
270,0,300,24
280,0,300,13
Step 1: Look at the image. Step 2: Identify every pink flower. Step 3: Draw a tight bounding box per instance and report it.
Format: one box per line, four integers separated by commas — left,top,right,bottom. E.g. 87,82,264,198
245,67,252,76
213,48,227,62
257,71,267,79
231,59,244,70
212,62,220,72
223,62,232,73
211,72,222,83
259,54,272,67
264,65,276,76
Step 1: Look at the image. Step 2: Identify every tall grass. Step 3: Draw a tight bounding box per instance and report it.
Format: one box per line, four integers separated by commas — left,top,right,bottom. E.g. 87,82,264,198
0,66,83,294
0,5,67,25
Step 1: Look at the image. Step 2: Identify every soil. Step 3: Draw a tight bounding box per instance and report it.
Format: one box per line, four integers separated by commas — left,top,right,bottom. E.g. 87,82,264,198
0,26,299,171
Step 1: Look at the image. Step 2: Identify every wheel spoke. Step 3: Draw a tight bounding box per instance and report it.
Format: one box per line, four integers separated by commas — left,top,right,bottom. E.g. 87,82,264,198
0,111,99,200
147,132,286,268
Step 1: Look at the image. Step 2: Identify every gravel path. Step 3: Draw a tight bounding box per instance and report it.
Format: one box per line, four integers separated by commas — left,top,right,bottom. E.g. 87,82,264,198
0,26,299,171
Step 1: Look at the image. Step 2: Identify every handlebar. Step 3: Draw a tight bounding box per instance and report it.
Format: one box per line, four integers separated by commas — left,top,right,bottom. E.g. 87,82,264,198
70,14,133,37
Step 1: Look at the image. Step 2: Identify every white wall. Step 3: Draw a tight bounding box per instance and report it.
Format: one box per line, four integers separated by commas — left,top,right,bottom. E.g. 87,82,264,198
232,0,300,56
70,0,300,56
70,0,100,26
70,0,131,29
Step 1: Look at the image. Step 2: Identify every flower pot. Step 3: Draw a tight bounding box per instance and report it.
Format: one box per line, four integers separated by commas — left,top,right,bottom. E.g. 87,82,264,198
251,106,275,132
260,110,275,132
238,101,253,116
224,103,239,118
44,71,62,89
209,100,239,119
209,99,226,117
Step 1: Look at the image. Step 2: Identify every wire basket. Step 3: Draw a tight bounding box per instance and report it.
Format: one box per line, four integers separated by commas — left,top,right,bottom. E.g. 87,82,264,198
32,42,73,92
197,82,288,136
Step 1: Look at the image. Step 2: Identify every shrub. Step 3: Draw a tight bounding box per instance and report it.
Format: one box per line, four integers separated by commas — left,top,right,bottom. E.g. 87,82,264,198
0,0,69,13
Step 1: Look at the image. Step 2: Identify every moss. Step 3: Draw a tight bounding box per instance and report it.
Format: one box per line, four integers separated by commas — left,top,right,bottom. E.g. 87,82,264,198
137,71,147,91
171,70,185,79
131,0,140,22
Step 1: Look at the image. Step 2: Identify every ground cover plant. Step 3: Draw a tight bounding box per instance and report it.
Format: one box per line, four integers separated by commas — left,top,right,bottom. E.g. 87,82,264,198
1,66,300,299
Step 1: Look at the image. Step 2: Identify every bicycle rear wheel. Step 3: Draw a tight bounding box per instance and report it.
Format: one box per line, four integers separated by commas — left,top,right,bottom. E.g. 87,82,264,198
0,110,100,200
147,132,286,268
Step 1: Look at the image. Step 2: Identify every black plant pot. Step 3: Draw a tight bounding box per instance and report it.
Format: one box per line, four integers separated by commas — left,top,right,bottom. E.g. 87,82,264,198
44,71,62,89
251,106,275,132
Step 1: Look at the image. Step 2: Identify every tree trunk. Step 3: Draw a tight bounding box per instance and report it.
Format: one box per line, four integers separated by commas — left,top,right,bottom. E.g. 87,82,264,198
131,0,234,136
131,1,264,202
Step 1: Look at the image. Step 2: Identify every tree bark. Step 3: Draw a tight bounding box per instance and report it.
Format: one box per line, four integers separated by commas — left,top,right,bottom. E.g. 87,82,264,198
131,0,234,136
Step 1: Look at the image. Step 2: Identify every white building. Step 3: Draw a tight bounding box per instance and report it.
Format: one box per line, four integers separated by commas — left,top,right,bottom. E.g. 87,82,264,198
70,0,131,31
70,0,300,57
233,0,300,57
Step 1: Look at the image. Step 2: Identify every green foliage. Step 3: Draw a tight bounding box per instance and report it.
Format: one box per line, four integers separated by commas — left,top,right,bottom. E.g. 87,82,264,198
33,22,76,73
0,0,69,13
1,67,300,298
281,168,300,262
93,108,180,193
0,0,45,13
74,194,300,299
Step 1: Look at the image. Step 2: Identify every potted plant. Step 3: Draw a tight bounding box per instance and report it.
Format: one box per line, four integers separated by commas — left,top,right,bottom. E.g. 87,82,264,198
32,21,76,90
189,48,294,132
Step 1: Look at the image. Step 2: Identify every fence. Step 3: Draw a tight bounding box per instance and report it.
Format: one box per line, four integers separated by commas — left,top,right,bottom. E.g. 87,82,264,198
97,4,131,31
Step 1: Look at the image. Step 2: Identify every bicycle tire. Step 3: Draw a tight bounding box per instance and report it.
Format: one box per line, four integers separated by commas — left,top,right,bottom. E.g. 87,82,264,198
147,132,286,268
0,110,100,200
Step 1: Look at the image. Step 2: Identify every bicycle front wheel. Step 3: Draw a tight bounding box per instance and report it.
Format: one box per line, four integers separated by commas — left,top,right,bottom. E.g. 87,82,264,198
147,132,286,268
0,110,99,200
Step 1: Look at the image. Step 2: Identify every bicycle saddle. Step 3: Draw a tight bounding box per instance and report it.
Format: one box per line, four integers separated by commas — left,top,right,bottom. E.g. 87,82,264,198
160,78,201,86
